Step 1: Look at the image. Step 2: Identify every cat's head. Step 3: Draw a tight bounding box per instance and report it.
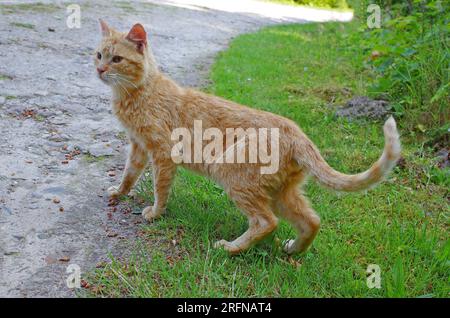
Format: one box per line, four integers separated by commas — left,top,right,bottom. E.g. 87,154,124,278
94,20,156,89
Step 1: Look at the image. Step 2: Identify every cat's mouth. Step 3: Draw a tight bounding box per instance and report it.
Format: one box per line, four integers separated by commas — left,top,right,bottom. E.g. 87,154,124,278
97,73,111,85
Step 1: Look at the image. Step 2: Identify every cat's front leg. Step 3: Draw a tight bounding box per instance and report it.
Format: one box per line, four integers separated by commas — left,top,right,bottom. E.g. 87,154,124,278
142,157,176,222
108,140,149,198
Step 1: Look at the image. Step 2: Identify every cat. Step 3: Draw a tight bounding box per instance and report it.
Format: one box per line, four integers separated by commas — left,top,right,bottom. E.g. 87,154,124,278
94,20,401,255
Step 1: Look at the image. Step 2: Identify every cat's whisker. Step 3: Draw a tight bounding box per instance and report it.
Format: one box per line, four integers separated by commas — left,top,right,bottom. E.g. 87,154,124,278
113,74,139,90
114,76,131,97
109,74,134,92
121,78,138,90
108,76,125,96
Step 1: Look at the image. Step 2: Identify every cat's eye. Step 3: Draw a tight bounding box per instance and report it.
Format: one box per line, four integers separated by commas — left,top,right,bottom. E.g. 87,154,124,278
97,52,102,60
112,56,123,63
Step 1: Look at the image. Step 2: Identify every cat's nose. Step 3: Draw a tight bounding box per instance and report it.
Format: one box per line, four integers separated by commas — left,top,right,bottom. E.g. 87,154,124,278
97,66,107,75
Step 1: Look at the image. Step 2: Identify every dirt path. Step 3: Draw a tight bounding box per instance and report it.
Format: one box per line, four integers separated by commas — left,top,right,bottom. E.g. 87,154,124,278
0,0,350,297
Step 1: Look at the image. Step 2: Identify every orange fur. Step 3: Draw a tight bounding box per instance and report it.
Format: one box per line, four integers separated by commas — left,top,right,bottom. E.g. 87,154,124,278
94,22,401,255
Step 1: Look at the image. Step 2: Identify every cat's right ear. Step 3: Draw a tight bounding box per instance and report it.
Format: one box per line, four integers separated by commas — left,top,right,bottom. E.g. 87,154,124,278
126,23,147,54
99,19,111,37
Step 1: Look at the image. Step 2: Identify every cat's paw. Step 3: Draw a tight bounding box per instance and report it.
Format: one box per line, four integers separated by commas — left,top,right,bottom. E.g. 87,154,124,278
107,186,122,198
142,206,163,222
128,189,137,198
107,186,135,199
214,239,241,255
283,239,298,255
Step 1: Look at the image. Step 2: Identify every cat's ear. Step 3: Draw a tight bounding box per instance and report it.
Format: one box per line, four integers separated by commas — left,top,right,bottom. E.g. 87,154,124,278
99,19,111,37
126,23,147,54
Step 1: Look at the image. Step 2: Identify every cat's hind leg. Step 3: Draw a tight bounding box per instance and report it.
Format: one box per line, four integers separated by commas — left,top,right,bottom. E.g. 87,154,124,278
276,184,320,254
214,191,278,255
108,140,149,198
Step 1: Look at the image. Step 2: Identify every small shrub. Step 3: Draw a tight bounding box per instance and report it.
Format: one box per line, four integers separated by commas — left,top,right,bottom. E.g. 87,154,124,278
351,1,449,138
293,0,349,9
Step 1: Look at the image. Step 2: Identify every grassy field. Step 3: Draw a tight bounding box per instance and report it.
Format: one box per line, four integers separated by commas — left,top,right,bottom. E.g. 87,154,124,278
264,0,351,11
87,22,449,297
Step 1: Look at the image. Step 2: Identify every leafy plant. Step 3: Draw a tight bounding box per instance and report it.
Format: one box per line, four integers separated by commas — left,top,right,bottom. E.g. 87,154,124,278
293,0,349,9
274,0,350,9
352,0,449,137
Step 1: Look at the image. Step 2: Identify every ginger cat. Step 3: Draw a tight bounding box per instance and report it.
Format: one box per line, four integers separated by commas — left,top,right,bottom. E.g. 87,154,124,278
94,21,401,255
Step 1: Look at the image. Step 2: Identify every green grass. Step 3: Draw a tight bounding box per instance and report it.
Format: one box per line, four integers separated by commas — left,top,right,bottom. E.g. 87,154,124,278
0,74,12,81
10,22,35,29
114,1,157,13
115,1,138,13
0,2,61,14
87,22,449,298
264,0,351,11
83,154,107,163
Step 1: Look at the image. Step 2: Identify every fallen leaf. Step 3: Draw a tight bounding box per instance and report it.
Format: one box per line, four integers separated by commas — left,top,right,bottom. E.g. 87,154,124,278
108,199,118,207
95,261,107,268
288,257,302,268
44,256,57,265
166,255,174,266
58,256,70,262
416,124,426,133
80,279,90,289
370,50,381,60
121,207,131,215
4,251,19,256
91,285,104,294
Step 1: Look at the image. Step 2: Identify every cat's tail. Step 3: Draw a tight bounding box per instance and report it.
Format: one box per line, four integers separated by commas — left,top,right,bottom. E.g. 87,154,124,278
295,116,401,192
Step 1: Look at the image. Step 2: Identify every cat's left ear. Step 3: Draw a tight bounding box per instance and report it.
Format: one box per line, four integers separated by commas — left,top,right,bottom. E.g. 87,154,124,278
99,19,111,37
126,23,147,54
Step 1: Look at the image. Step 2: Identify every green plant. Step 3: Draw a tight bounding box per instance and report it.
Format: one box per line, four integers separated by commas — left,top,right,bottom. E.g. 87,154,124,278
10,22,35,29
293,0,349,9
269,0,349,9
352,0,449,136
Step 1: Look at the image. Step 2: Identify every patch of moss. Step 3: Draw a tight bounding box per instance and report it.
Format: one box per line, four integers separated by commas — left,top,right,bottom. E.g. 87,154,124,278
115,1,137,13
0,74,12,81
83,153,107,163
10,22,35,29
1,2,61,14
